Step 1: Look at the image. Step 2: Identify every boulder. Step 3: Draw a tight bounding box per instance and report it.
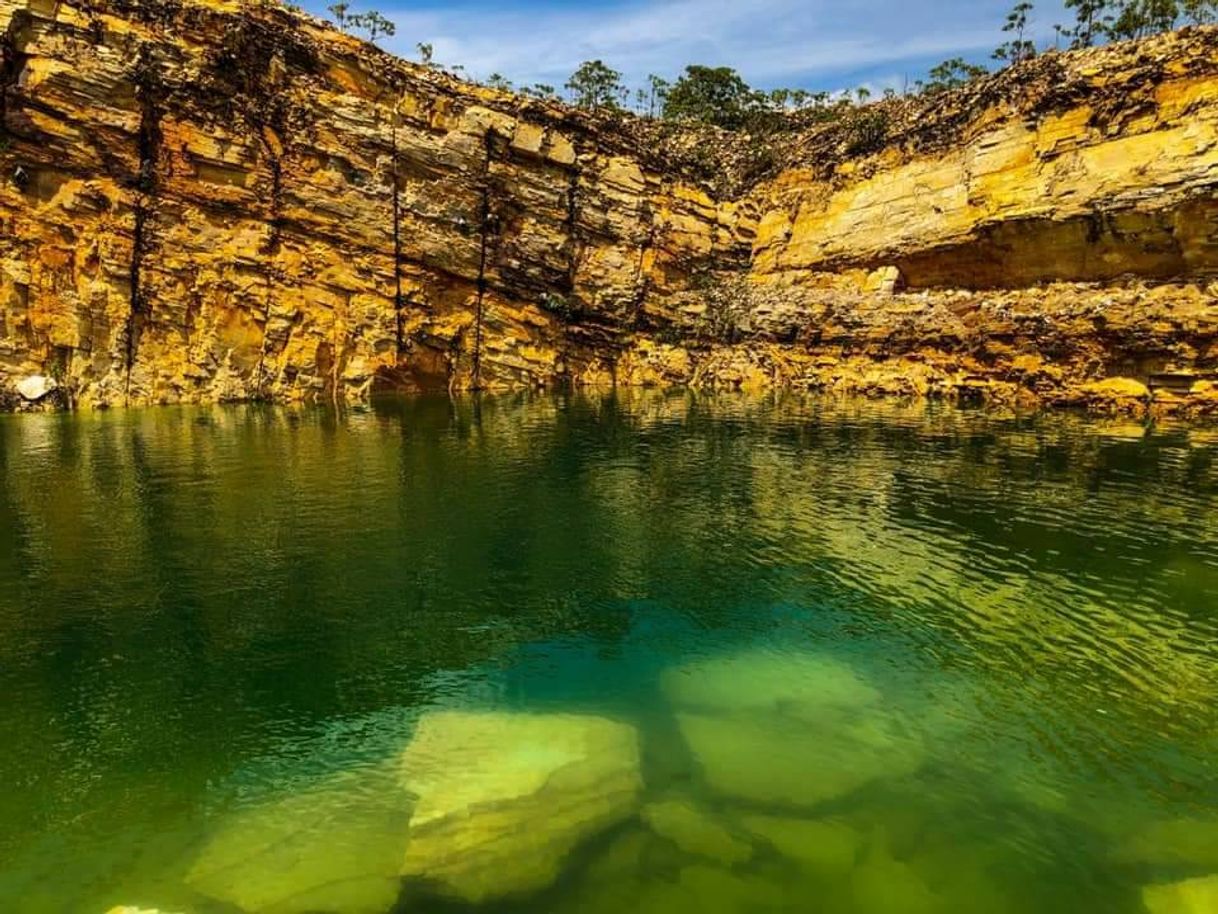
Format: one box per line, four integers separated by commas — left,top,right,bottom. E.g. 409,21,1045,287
849,843,939,914
398,710,641,903
15,375,57,402
641,798,752,865
1074,377,1152,413
734,813,861,874
186,764,411,913
1113,815,1218,867
661,648,881,718
676,704,923,809
1143,874,1218,914
664,649,923,809
666,864,790,910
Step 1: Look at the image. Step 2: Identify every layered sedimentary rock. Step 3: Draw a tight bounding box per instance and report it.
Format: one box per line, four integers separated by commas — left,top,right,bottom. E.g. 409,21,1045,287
0,0,744,408
0,0,1215,414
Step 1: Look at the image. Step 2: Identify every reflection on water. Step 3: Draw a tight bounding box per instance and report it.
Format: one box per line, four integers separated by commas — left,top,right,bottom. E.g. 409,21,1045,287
0,392,1215,913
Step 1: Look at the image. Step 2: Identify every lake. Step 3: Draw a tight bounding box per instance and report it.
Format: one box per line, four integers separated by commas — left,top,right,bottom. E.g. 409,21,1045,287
0,392,1215,913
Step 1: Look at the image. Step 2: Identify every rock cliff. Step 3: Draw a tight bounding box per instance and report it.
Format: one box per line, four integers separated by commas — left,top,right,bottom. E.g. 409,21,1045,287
0,0,1215,414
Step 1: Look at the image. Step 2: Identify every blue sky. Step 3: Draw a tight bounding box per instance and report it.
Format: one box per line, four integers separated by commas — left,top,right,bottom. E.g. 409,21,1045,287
303,0,1074,94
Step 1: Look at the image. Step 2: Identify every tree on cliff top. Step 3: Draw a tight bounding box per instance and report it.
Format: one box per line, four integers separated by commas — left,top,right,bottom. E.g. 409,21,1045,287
1061,0,1111,45
565,60,624,110
1105,0,1180,37
349,10,396,43
327,2,350,29
662,65,760,130
1054,0,1212,44
994,2,1037,63
1182,0,1218,22
924,58,989,93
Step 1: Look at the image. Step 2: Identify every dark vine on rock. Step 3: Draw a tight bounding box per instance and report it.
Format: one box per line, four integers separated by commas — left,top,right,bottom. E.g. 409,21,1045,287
123,46,164,397
391,111,406,357
471,129,503,390
0,12,31,158
563,169,580,298
0,31,11,148
201,18,318,399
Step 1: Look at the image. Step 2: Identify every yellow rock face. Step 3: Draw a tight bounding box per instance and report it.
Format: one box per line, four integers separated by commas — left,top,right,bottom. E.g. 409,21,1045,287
0,1,1215,414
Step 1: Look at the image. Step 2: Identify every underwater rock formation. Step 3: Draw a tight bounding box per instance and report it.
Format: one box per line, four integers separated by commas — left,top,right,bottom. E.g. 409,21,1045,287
185,764,411,913
0,0,1215,414
1142,874,1218,914
640,797,752,865
664,650,925,808
398,710,642,903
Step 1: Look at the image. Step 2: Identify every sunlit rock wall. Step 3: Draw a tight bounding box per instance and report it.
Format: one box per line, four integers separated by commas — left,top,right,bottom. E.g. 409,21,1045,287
0,0,1215,413
0,0,746,407
750,33,1218,289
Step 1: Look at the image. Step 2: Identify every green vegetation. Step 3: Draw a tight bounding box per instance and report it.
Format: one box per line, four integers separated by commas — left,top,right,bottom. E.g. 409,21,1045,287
662,65,758,129
843,107,891,155
994,2,1037,63
540,291,579,321
922,58,990,93
310,0,1213,140
350,11,395,43
520,83,560,100
327,4,394,43
326,2,349,29
1056,0,1216,46
564,59,625,111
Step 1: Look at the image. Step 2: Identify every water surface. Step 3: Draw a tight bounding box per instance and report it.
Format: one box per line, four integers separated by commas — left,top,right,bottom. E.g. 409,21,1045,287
0,393,1216,913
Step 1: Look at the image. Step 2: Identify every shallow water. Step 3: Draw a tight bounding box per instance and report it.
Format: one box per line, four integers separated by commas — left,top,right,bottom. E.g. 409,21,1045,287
0,392,1216,914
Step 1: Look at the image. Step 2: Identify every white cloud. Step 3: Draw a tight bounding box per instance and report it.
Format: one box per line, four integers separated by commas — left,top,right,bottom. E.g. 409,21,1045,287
319,0,1071,91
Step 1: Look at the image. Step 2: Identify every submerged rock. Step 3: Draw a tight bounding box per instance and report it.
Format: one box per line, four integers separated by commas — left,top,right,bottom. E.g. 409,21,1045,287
1113,815,1218,867
641,798,752,865
1142,874,1218,914
676,704,923,809
398,710,642,903
186,764,411,913
661,648,881,718
581,827,654,884
849,843,940,914
664,649,923,809
669,864,791,910
734,813,862,874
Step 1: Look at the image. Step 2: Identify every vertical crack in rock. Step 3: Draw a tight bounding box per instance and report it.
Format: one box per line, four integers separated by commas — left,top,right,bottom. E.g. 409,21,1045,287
0,26,14,141
553,166,581,379
471,129,495,390
0,11,30,144
124,46,162,399
391,109,405,357
631,187,658,328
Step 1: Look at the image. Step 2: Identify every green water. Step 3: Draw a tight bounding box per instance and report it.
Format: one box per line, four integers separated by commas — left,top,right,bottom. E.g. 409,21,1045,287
1,393,1216,914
